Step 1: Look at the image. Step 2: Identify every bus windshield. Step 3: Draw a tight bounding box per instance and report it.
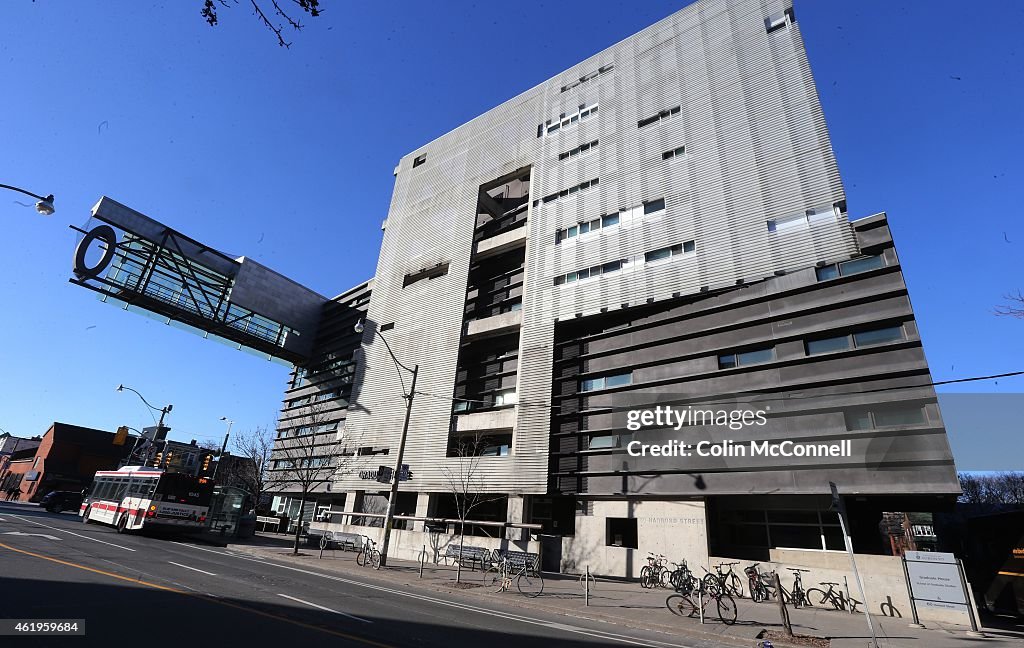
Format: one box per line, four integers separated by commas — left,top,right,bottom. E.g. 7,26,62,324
155,473,214,507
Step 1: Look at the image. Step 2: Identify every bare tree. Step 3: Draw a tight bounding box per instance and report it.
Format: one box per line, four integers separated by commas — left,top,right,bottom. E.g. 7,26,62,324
958,471,1024,505
267,402,355,554
231,425,275,510
201,0,323,48
441,433,503,583
995,290,1024,318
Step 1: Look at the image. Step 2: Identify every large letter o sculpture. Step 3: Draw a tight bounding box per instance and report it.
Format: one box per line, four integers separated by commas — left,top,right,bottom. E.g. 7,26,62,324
73,225,119,279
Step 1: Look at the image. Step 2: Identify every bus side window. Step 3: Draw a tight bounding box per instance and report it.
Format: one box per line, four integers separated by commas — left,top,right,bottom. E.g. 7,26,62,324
111,479,128,501
93,480,110,500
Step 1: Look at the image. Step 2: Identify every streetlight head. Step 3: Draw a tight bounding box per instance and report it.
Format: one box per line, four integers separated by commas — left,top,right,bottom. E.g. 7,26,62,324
116,384,124,392
35,195,55,216
166,404,173,413
354,318,365,334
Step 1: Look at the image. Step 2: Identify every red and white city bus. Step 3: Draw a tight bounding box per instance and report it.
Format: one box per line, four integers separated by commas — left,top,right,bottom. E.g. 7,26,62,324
79,466,213,533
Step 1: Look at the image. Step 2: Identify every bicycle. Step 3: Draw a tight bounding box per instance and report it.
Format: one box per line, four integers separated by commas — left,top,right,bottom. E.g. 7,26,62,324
355,536,381,570
744,563,773,603
484,555,544,597
701,561,745,598
665,580,738,625
783,568,811,608
806,581,860,612
667,560,697,593
640,553,668,589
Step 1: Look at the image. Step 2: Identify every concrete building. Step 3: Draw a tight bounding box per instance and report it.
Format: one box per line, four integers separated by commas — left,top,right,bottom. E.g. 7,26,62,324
67,0,960,582
284,0,960,578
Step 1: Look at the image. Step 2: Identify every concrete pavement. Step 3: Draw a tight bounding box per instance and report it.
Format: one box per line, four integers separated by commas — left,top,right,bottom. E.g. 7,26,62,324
225,531,1024,648
0,501,715,647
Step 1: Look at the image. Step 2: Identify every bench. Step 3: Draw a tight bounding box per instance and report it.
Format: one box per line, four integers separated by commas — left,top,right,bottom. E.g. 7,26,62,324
309,530,363,552
495,549,540,576
443,544,489,571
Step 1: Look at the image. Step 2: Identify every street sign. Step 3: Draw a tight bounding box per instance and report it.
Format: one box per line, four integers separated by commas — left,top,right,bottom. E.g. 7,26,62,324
142,425,170,442
376,466,393,484
398,464,412,481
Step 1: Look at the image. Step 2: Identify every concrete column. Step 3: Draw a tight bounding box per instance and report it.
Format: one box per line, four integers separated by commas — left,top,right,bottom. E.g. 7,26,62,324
506,495,526,541
343,490,360,526
413,491,430,531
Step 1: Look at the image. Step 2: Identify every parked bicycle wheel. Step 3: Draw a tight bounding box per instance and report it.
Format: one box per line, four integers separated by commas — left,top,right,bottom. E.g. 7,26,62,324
666,594,697,618
356,550,367,567
660,569,674,588
701,573,720,597
370,549,381,570
517,572,544,598
726,572,745,598
482,564,502,588
640,565,653,589
792,588,811,608
716,593,738,625
749,580,766,603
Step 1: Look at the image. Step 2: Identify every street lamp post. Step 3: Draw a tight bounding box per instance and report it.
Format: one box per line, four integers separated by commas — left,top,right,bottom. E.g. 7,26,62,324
1,184,55,215
212,417,233,479
116,385,172,466
354,318,418,568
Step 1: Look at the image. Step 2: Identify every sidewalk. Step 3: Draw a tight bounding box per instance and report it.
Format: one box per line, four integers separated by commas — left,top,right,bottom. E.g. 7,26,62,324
227,534,1022,648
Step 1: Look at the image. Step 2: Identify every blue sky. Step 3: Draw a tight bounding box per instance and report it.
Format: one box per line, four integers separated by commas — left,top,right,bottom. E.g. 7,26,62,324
1,1,1021,468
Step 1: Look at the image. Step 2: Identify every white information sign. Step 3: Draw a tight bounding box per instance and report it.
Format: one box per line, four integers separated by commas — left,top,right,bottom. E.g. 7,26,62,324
904,551,967,610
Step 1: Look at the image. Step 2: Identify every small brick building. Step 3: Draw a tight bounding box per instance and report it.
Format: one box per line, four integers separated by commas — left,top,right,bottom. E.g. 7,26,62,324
1,423,131,502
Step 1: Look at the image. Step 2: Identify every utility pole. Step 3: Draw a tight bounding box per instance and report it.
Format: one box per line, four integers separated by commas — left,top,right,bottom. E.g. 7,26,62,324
378,364,417,567
212,418,233,480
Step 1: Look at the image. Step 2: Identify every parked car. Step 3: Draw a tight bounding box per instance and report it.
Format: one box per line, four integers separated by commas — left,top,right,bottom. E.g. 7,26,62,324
39,490,83,513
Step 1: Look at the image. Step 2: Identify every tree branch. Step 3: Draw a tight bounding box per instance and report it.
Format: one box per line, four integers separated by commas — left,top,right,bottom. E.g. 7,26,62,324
995,289,1024,318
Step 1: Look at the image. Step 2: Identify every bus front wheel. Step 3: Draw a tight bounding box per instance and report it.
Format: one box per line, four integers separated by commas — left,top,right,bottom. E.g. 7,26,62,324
116,515,129,534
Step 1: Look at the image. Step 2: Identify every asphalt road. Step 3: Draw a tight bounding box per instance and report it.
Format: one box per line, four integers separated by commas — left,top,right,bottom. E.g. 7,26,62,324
0,501,709,648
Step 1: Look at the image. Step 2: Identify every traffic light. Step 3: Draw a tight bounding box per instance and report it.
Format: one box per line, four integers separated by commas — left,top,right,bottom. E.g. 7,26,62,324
152,452,163,467
164,451,173,467
201,453,212,472
113,426,129,446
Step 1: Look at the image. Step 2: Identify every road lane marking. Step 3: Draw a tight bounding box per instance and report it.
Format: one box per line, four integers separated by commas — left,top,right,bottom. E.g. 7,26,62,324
168,542,689,647
169,561,218,576
1,531,61,540
277,594,373,624
0,542,394,648
8,514,136,551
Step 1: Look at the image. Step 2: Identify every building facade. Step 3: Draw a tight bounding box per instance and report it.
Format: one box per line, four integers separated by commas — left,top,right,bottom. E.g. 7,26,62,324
270,281,372,530
1,423,131,502
274,0,960,576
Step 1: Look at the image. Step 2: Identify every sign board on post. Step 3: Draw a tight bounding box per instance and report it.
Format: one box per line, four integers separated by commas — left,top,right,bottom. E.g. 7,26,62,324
376,466,393,484
905,551,967,610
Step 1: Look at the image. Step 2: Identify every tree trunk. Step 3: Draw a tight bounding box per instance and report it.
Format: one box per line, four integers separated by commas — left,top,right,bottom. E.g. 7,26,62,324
775,571,793,636
293,492,306,555
456,522,465,583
